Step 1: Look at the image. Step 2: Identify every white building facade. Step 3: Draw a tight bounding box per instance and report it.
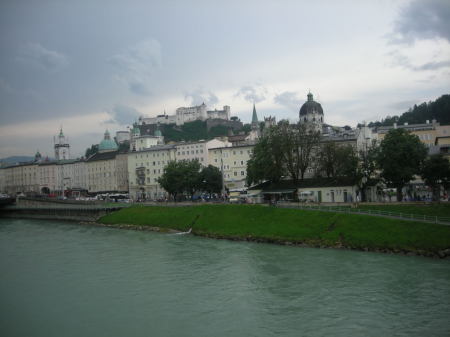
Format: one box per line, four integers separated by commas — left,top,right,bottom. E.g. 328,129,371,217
208,144,254,191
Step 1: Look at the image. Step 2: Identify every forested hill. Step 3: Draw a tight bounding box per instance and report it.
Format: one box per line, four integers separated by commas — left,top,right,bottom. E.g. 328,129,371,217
367,94,450,128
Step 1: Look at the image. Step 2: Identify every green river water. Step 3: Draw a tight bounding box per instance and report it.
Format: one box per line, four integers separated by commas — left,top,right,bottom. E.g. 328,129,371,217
0,218,449,337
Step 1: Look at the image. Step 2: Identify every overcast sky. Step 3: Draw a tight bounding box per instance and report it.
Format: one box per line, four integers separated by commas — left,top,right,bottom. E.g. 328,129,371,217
0,0,449,158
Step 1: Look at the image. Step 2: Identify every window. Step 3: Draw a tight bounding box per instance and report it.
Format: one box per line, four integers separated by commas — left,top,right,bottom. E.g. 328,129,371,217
241,161,244,165
234,172,237,176
241,171,245,176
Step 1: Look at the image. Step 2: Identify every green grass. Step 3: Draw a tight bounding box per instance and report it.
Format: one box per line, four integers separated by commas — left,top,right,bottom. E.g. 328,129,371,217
98,204,450,254
355,203,450,218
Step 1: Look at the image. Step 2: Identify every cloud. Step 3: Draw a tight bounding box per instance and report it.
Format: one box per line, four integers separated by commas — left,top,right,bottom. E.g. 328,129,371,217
108,38,161,96
388,49,450,71
414,60,450,71
107,104,141,125
389,0,450,44
184,88,219,106
273,91,303,111
17,43,68,71
129,81,150,95
235,85,267,103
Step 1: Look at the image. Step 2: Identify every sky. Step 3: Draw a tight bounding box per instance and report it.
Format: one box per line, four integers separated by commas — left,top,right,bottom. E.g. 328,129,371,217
0,0,449,158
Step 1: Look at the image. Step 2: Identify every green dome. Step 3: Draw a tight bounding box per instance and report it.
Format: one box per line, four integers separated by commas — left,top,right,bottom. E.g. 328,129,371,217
132,122,140,136
98,130,118,152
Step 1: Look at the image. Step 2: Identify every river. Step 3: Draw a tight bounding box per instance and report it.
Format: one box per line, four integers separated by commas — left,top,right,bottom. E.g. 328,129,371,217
1,218,449,337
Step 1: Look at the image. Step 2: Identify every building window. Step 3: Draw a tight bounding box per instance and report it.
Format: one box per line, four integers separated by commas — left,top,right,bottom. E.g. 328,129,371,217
241,171,245,176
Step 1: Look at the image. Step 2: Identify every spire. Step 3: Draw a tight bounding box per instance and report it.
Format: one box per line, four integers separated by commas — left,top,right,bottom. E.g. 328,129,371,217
307,92,313,102
104,129,110,140
251,103,258,125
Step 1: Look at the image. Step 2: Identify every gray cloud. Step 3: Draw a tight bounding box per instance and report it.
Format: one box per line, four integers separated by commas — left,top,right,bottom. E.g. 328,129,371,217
129,81,150,96
274,91,303,111
389,0,450,44
108,104,141,125
235,85,267,103
388,50,450,71
415,60,450,71
17,43,69,71
185,88,219,106
108,38,161,95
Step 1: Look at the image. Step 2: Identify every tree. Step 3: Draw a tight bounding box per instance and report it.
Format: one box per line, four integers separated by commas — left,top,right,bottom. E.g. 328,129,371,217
420,154,450,201
246,126,285,186
316,142,358,179
357,141,379,202
246,121,321,186
377,128,427,201
199,165,223,197
280,122,321,184
182,160,202,199
157,161,186,201
85,144,99,158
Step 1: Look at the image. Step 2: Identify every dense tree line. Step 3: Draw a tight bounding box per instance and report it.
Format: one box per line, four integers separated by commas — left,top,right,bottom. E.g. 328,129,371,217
160,120,239,142
366,94,450,128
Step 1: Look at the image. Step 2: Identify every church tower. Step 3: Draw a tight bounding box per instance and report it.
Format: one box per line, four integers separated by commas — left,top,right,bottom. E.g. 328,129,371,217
247,104,261,142
251,103,259,130
54,127,70,160
299,92,324,133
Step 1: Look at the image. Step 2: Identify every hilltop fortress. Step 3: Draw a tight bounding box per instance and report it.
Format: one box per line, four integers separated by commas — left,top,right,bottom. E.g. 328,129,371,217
140,103,230,126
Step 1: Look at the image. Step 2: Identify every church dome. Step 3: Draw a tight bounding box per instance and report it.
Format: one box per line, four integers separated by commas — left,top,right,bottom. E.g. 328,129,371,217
154,128,162,137
98,130,118,152
299,92,323,116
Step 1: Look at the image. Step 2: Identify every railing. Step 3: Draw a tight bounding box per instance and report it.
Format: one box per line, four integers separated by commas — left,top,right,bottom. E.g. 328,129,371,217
276,201,450,224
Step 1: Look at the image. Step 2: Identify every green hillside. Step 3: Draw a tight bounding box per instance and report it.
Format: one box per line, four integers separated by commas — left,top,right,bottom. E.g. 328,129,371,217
367,94,450,128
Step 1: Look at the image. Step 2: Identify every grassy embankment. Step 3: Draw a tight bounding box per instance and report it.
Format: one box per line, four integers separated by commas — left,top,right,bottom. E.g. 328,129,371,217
355,203,450,218
98,204,450,256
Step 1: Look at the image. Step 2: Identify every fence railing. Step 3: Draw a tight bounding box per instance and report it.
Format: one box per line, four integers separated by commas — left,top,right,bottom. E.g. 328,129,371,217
276,201,450,224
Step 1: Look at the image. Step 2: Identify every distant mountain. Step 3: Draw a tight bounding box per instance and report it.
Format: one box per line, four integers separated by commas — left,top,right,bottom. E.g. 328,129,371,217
366,94,450,128
0,156,34,166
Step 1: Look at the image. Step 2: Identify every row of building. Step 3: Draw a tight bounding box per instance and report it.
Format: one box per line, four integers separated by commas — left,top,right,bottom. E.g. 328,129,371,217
1,93,449,202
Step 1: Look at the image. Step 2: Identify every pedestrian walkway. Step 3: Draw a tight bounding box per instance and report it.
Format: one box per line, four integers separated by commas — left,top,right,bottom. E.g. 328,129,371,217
276,202,450,225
